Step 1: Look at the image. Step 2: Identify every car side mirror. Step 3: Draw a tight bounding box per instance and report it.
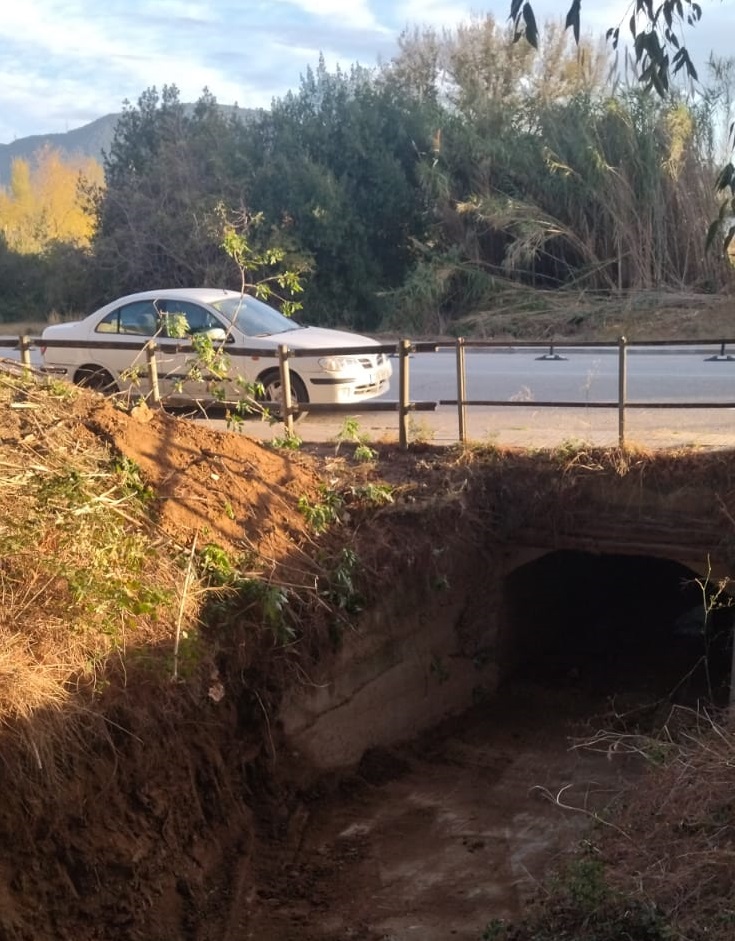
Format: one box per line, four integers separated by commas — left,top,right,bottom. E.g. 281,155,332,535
201,327,228,342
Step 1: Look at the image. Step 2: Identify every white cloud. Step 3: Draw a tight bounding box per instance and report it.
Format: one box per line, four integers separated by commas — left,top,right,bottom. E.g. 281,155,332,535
140,0,214,19
0,0,732,143
0,0,268,138
0,2,127,57
394,0,477,30
271,0,387,31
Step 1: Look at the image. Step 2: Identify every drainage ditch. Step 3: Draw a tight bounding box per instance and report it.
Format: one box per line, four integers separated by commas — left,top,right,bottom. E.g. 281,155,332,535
248,551,733,940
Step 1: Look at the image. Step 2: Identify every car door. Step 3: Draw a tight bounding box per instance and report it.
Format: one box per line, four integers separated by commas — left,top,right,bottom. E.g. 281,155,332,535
157,299,236,403
92,300,176,397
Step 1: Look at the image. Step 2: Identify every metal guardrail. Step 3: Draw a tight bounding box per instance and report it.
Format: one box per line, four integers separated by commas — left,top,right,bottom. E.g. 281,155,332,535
2,333,440,449
4,332,735,449
446,336,735,448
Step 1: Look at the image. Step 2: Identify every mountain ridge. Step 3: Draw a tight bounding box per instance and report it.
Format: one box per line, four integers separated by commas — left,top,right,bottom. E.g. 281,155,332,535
0,114,119,183
0,104,257,184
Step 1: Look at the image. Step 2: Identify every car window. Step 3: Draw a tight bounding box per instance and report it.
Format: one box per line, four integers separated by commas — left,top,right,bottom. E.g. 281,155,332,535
157,300,223,337
97,301,159,336
210,295,300,336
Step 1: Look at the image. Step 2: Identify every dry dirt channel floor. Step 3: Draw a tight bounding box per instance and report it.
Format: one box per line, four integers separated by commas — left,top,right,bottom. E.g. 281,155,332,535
240,677,648,941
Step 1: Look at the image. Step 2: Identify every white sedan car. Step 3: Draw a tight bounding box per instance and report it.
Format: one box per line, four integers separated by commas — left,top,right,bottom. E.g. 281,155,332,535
40,288,392,410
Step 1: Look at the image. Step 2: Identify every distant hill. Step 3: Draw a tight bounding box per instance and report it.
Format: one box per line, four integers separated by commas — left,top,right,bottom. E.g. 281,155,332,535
0,114,119,183
0,104,259,184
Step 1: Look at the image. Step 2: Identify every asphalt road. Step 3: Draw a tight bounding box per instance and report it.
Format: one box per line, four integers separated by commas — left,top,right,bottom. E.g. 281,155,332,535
206,347,735,449
410,346,735,404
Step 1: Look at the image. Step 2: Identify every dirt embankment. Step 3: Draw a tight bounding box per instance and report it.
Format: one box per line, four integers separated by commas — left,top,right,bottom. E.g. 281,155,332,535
0,378,482,940
0,386,322,940
2,375,735,940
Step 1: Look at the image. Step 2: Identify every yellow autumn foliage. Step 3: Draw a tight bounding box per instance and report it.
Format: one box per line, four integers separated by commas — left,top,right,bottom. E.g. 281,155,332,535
0,146,104,253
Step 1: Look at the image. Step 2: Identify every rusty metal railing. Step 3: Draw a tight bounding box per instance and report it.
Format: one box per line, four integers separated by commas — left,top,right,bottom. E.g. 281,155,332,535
4,333,735,449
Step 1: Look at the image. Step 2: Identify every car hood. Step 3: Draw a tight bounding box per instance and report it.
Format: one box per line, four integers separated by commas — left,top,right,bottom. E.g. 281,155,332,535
261,326,381,352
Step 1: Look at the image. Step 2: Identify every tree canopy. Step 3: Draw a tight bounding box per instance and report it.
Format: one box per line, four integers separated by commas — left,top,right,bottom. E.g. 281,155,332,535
508,2,735,252
90,86,248,297
509,0,702,94
1,10,731,330
0,146,102,254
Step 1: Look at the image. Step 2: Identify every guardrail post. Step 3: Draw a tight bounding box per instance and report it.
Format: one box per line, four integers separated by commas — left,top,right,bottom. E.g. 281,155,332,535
705,341,735,362
278,344,295,438
398,339,411,450
618,335,627,448
456,337,467,444
145,341,161,405
19,335,32,377
536,342,567,361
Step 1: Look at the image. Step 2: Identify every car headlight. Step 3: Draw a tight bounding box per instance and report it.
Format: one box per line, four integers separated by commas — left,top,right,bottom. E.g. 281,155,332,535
318,355,361,373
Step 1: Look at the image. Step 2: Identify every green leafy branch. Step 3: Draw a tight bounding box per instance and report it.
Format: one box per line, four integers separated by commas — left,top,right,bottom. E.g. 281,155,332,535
217,203,306,316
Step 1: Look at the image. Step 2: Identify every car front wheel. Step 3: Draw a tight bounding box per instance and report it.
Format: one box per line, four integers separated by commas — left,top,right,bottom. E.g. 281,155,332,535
74,365,118,395
259,369,309,420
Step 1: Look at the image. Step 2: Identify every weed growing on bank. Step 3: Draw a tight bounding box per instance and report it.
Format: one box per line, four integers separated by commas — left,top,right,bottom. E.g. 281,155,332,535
1,368,399,734
271,430,303,450
482,857,674,941
334,417,378,463
0,377,184,722
298,480,395,534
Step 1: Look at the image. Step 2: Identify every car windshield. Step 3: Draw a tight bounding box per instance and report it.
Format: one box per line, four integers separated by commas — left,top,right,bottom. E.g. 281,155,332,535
210,295,301,337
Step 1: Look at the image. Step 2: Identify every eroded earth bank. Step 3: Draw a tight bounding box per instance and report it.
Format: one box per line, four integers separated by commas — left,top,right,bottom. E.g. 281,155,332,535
1,374,734,940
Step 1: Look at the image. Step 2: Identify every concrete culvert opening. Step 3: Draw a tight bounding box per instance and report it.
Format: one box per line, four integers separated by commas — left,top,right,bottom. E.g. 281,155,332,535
503,550,734,708
268,549,735,940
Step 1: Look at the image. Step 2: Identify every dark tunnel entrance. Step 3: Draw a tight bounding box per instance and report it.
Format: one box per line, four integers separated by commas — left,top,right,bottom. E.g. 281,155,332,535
503,551,734,708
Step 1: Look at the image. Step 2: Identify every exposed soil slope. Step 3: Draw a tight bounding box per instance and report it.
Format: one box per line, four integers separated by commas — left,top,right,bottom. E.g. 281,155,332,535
2,371,735,940
0,376,494,941
84,398,321,568
0,379,331,940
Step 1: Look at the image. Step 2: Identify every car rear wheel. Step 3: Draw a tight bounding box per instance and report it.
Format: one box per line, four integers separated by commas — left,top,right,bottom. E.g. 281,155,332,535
259,369,309,421
74,365,118,395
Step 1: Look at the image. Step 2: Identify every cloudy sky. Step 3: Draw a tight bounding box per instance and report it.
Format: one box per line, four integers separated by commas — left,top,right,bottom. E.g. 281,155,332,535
1,0,732,144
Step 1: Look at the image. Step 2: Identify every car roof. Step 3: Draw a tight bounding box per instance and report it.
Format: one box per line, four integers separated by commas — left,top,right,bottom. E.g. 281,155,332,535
107,288,242,306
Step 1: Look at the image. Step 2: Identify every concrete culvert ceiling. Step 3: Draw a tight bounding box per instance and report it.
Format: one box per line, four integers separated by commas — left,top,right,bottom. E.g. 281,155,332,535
503,550,734,707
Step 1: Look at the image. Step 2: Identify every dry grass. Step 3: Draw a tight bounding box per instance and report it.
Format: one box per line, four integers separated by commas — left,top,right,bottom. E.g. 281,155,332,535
0,372,195,733
0,320,53,338
591,706,735,940
493,707,735,941
452,288,735,342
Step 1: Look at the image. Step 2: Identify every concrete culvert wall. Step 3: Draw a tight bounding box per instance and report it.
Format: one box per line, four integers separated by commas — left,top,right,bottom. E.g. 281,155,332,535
279,535,506,770
281,546,734,772
281,448,735,772
502,550,734,706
